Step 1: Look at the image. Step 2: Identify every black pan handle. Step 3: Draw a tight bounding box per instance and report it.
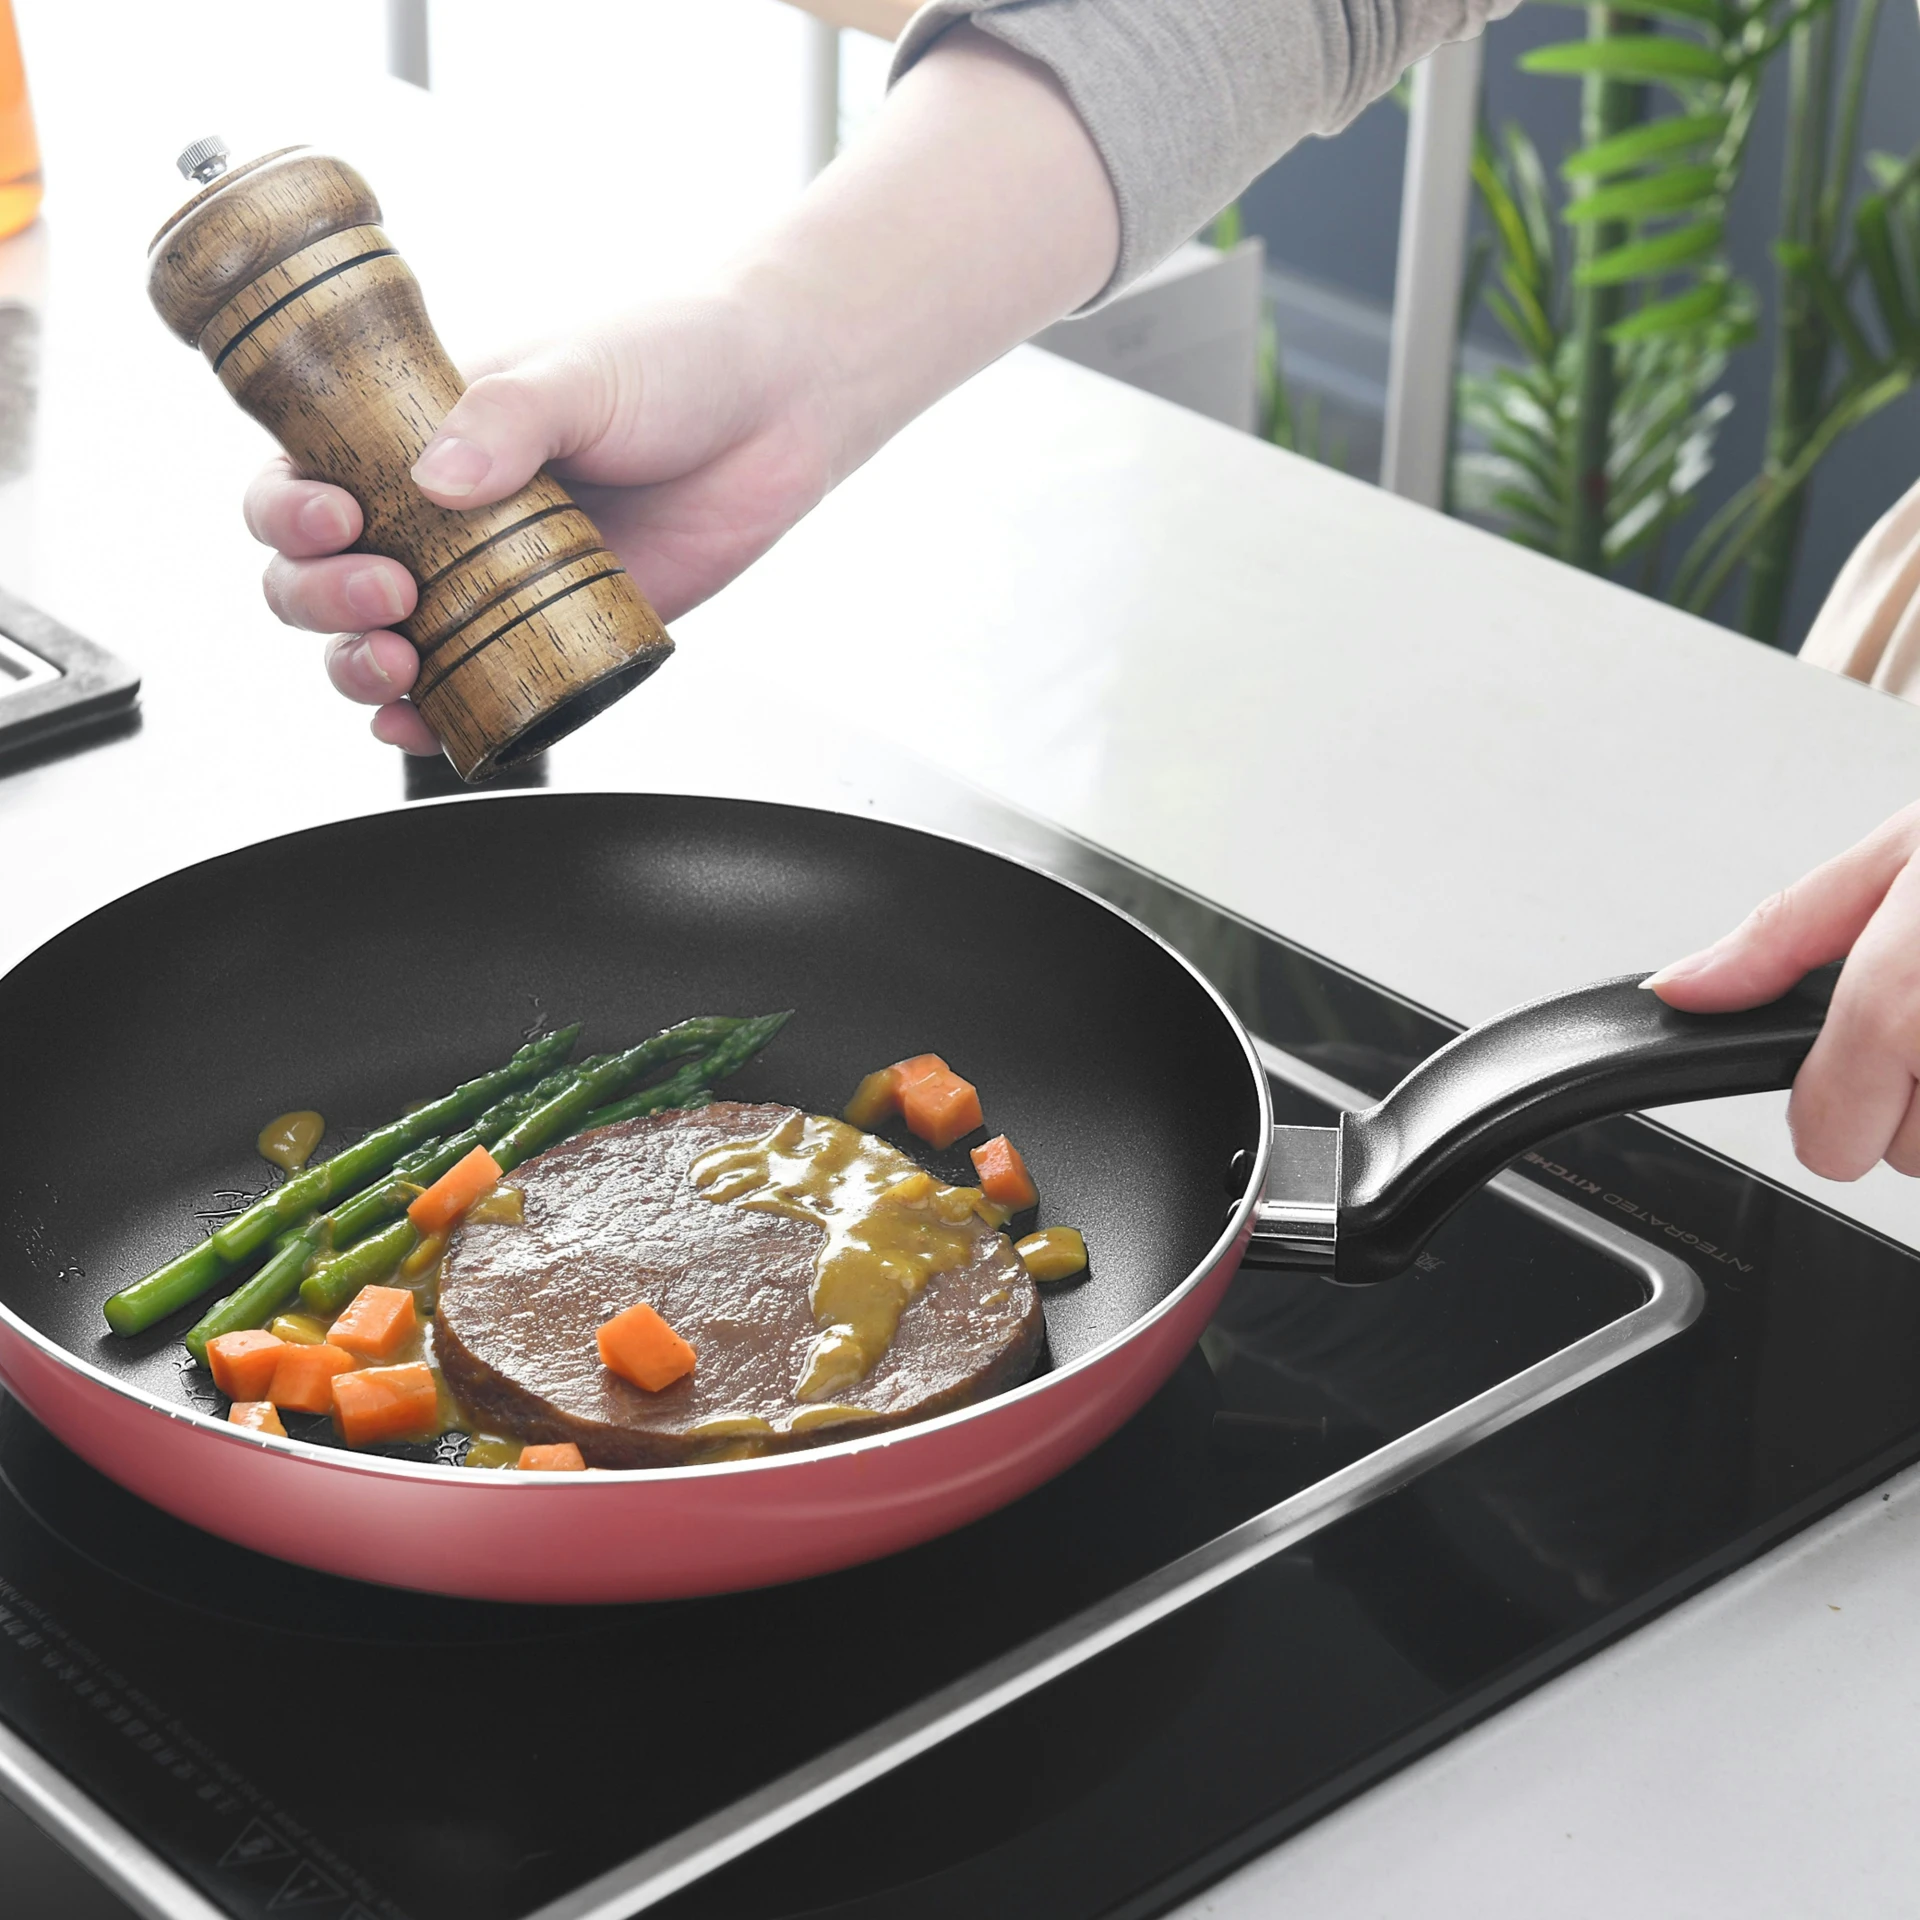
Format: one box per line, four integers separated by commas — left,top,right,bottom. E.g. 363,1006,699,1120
1330,965,1838,1285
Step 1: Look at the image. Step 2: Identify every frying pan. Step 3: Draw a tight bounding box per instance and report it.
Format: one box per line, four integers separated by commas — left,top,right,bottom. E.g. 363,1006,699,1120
0,792,1833,1603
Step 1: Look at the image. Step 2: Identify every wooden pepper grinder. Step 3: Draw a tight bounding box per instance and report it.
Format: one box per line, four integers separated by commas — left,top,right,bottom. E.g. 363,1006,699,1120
147,139,673,781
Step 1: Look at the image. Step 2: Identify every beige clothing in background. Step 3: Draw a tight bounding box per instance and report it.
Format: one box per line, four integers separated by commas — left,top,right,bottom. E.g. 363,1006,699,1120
1800,475,1920,698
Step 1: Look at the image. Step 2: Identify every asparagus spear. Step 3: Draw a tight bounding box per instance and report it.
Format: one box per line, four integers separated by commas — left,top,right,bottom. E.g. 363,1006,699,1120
299,1027,765,1316
492,1014,786,1172
174,1012,788,1356
190,1089,555,1346
209,1024,583,1261
183,1226,323,1365
102,1026,581,1338
292,1075,578,1317
297,1217,419,1320
303,1052,597,1254
573,1012,791,1133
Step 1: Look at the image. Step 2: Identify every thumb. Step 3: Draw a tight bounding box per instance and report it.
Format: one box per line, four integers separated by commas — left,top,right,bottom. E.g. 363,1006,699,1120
1647,806,1920,1011
409,344,618,509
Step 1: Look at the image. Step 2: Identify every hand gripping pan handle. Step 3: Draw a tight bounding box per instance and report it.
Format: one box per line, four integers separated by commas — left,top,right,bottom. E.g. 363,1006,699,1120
1246,966,1838,1285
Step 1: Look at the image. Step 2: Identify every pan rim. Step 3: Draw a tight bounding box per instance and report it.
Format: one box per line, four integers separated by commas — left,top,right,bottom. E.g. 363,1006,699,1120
0,787,1274,1489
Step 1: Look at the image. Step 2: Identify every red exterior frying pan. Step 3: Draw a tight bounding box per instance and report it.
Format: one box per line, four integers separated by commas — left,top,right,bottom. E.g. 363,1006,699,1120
0,793,1834,1602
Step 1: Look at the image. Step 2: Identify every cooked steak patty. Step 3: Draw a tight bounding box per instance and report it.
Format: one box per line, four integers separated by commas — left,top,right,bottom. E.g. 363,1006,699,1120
434,1101,1045,1467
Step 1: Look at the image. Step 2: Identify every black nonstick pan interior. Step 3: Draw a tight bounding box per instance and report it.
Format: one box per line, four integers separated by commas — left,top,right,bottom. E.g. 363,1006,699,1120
0,792,1265,1428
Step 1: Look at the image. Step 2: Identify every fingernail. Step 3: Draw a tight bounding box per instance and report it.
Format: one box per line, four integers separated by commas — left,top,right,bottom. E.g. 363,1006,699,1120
1642,953,1709,991
344,565,407,626
350,636,395,693
297,492,352,546
411,434,489,498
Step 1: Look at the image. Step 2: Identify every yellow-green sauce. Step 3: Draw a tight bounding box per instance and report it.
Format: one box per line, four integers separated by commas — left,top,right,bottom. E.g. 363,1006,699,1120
257,1109,324,1172
691,1112,1003,1403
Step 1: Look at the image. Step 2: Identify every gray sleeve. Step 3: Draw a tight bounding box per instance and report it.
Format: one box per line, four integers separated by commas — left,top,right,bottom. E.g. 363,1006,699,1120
890,0,1521,304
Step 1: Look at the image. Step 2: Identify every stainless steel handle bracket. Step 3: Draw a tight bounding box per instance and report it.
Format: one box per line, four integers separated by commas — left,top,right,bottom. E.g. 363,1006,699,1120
1243,1122,1340,1271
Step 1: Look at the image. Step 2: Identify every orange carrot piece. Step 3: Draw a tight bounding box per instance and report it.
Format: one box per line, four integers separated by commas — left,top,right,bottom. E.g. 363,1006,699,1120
518,1442,586,1472
227,1400,287,1437
971,1135,1038,1210
206,1329,285,1401
331,1362,439,1446
901,1067,984,1150
407,1143,501,1236
326,1284,418,1360
267,1340,355,1414
890,1054,950,1095
597,1302,697,1392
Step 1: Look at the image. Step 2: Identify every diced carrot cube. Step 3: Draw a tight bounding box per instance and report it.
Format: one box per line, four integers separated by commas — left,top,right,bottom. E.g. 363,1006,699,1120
267,1340,355,1414
597,1302,697,1392
518,1443,586,1471
331,1362,439,1446
408,1144,501,1235
326,1284,418,1360
901,1068,984,1150
971,1135,1039,1210
890,1054,949,1095
206,1329,285,1401
227,1401,287,1437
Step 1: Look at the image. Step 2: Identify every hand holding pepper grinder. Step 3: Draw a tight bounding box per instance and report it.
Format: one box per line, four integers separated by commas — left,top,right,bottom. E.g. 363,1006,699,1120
147,140,673,781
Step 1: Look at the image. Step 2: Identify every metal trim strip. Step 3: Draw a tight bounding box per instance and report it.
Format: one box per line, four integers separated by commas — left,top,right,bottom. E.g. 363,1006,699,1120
0,1718,224,1920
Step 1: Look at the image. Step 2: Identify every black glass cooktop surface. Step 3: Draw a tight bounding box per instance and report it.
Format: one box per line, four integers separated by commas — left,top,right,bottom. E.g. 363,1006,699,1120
6,786,1920,1920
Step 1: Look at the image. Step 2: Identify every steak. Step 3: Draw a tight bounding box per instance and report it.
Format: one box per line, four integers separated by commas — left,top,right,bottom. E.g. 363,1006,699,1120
434,1102,1045,1467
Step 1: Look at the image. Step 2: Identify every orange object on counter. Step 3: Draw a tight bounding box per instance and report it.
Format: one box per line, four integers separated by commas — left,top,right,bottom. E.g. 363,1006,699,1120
407,1144,501,1235
971,1135,1038,1210
227,1400,287,1437
267,1340,355,1414
0,5,41,241
206,1329,284,1401
326,1284,418,1359
331,1362,439,1446
597,1302,697,1392
518,1443,586,1472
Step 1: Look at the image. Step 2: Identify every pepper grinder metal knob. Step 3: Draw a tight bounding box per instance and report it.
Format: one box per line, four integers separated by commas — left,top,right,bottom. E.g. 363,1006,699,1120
146,142,673,780
174,136,229,184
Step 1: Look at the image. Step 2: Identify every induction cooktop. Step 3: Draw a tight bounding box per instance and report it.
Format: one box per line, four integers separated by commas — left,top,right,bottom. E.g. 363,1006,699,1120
5,780,1920,1920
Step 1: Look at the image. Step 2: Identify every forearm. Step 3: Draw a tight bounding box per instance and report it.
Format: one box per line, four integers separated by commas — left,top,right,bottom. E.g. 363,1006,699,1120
899,0,1526,298
720,25,1119,487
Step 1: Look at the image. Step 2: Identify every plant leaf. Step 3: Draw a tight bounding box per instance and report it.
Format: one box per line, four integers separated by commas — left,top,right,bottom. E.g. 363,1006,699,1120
1506,124,1560,279
1604,277,1730,341
1563,113,1731,179
1856,194,1920,352
1564,165,1722,223
1521,37,1729,86
1575,219,1724,284
1773,241,1880,373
